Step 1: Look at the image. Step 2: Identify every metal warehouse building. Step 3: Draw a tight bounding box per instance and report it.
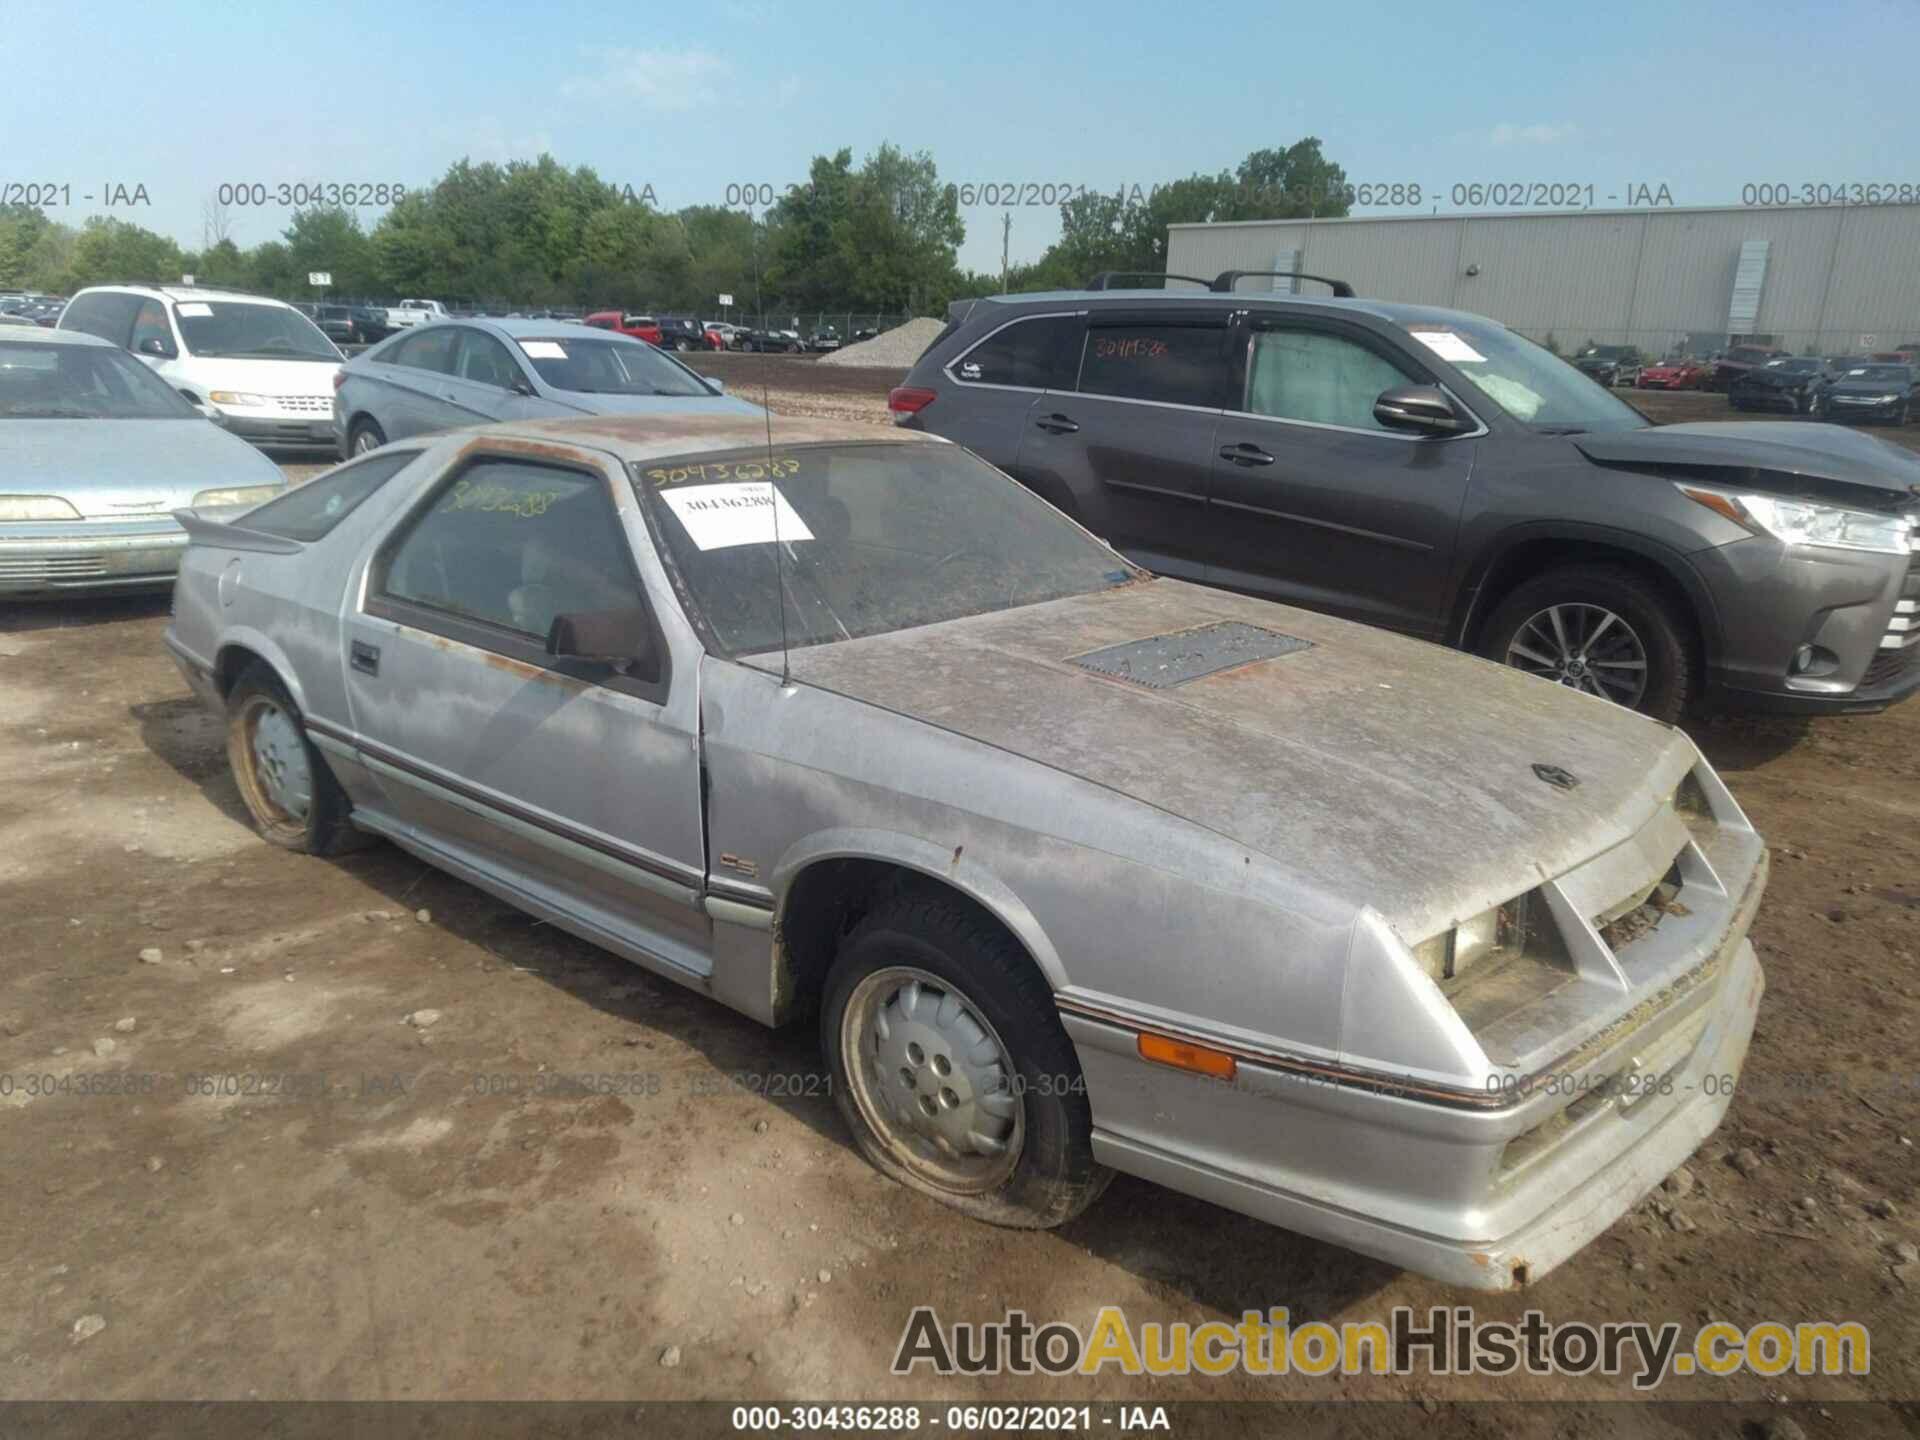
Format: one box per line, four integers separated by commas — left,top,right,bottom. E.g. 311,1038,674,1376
1165,204,1920,358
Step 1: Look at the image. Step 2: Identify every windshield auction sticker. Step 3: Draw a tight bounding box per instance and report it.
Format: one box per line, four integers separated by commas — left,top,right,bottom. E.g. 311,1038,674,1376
659,481,814,551
1408,329,1487,364
519,340,567,359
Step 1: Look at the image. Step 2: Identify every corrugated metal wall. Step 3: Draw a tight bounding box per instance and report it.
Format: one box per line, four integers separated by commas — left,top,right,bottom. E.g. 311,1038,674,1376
1166,205,1920,355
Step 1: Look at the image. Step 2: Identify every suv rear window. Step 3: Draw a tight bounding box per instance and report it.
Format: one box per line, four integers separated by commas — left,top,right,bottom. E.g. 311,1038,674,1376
953,315,1079,389
1076,323,1227,408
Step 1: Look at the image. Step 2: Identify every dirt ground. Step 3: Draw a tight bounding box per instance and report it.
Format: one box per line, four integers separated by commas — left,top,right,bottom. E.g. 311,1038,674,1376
2,377,1916,1433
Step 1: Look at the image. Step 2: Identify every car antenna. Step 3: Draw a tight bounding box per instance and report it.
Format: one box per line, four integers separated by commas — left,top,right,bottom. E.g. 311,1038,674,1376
763,381,792,686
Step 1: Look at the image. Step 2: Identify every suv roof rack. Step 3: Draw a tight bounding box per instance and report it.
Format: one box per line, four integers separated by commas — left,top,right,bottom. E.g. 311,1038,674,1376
1084,271,1214,291
1211,270,1356,298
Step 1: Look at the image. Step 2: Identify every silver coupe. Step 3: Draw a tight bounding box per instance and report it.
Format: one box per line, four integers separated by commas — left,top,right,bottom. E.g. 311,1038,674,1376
164,414,1767,1289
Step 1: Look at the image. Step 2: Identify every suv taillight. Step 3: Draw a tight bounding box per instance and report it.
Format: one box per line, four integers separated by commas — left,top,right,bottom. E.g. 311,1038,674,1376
888,386,936,421
331,368,346,391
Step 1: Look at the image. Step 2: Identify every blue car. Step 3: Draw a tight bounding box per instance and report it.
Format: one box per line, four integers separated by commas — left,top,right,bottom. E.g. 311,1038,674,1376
331,317,763,459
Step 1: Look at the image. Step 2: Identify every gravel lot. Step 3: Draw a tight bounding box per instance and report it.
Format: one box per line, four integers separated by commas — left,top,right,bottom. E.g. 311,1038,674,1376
2,374,1916,1428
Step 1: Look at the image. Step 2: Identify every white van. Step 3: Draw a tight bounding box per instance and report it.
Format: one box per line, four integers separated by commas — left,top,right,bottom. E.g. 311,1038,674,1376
59,285,344,446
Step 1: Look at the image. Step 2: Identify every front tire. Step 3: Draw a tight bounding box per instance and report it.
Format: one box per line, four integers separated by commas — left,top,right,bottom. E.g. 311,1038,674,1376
822,890,1111,1229
1479,565,1693,722
226,665,368,854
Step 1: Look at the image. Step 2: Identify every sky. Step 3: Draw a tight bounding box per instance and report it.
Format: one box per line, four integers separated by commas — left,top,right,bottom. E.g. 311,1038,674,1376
6,0,1917,277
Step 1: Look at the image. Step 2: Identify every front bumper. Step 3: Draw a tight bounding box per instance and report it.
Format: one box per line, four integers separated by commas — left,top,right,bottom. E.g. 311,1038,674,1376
1821,396,1907,423
1729,388,1805,412
1063,851,1767,1291
1698,542,1920,714
0,519,188,595
220,412,336,446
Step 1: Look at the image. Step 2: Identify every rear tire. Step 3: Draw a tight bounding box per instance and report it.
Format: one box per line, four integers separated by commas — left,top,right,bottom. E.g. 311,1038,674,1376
822,890,1111,1229
349,417,386,456
1479,565,1693,723
226,665,370,855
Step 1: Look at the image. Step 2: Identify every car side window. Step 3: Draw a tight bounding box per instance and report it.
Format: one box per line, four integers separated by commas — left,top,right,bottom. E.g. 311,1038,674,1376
242,450,422,542
1075,322,1228,408
391,328,458,374
64,292,142,347
952,315,1080,389
1243,327,1417,431
130,300,174,355
378,458,655,674
453,330,522,389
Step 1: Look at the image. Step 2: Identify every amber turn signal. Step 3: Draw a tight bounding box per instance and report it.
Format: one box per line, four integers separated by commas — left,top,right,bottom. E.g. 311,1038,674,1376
1138,1031,1237,1081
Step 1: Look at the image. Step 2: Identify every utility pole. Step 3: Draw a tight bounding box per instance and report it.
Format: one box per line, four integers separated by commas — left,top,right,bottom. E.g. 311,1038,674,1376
1000,212,1011,293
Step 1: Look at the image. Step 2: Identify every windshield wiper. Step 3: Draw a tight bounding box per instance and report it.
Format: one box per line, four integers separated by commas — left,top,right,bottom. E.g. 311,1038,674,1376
1533,424,1591,435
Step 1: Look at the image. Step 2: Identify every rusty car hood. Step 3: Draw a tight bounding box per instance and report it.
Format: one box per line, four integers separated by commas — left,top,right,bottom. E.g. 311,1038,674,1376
768,578,1699,943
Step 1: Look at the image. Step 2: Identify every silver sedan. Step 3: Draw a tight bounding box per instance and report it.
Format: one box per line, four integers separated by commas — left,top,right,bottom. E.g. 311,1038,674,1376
1,328,286,596
330,316,763,460
163,415,1766,1289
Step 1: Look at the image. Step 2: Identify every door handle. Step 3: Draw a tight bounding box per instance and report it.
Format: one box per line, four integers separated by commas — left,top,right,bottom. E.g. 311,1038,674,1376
1034,413,1080,435
350,640,380,676
1219,443,1276,466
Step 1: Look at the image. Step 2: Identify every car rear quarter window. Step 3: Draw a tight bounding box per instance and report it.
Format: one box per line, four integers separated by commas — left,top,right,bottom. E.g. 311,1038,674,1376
952,314,1080,389
241,450,422,542
390,327,459,374
1075,322,1229,408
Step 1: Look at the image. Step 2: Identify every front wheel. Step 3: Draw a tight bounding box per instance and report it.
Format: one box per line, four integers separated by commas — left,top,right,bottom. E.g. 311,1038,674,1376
822,891,1111,1229
226,665,369,854
1479,565,1693,722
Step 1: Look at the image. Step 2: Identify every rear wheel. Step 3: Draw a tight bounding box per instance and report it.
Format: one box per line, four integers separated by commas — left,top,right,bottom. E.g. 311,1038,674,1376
226,665,368,854
822,890,1111,1229
349,417,386,456
1480,565,1693,722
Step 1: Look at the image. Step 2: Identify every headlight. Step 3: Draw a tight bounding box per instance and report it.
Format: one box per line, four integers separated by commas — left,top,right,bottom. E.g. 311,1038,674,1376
207,390,271,408
1410,901,1514,982
0,495,84,521
1678,483,1913,556
190,485,282,508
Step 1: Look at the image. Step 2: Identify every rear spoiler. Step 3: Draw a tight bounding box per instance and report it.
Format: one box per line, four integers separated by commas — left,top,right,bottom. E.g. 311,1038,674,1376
172,509,306,555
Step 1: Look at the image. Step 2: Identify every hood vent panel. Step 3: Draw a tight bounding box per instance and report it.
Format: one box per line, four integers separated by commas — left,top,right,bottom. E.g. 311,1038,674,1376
1067,621,1312,689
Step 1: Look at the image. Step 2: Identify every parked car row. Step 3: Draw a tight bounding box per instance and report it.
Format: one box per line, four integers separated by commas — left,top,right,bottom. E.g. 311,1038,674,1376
0,292,67,327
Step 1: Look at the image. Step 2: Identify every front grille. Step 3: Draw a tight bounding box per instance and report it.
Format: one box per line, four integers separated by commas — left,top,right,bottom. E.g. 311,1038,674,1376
1866,562,1920,688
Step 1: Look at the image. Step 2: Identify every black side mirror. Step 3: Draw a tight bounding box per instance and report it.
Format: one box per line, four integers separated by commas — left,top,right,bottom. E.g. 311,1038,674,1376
137,336,176,359
1373,384,1469,436
546,609,655,674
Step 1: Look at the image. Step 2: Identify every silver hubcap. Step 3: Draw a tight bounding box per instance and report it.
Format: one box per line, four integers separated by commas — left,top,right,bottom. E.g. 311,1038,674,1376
1506,603,1650,708
841,966,1022,1193
249,702,313,821
353,430,378,454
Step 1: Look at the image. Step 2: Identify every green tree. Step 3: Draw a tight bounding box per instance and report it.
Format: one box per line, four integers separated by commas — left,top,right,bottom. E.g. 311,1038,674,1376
61,217,185,290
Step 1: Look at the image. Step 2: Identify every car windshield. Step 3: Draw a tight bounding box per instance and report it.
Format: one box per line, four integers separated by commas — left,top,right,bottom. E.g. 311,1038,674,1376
634,441,1140,657
0,340,200,419
174,301,340,360
1407,320,1648,433
516,335,712,396
1843,366,1908,383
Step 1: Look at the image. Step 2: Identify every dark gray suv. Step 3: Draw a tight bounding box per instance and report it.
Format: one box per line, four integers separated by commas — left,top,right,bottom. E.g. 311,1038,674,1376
893,284,1920,720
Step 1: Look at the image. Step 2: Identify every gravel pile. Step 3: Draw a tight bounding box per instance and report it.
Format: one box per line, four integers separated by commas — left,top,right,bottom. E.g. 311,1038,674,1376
816,316,946,371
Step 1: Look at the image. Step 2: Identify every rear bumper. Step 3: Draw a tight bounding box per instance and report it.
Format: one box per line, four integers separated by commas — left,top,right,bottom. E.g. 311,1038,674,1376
0,521,187,595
